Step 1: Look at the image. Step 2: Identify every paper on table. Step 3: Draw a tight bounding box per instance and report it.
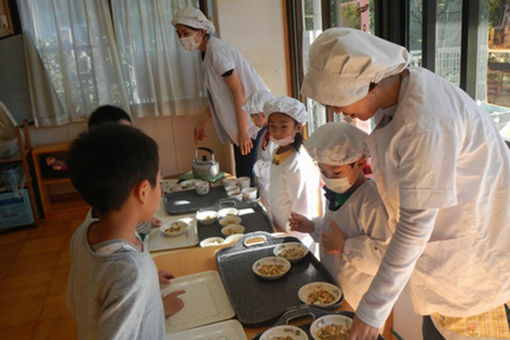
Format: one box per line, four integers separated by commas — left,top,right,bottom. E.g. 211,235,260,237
167,319,246,340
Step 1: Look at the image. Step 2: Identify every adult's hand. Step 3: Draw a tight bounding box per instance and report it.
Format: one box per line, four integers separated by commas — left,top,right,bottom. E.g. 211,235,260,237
238,129,253,155
348,315,379,340
193,111,211,144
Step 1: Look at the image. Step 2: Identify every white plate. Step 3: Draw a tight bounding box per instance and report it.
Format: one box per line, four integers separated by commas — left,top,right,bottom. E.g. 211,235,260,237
224,233,243,244
179,179,200,189
160,221,188,237
168,319,247,340
252,256,291,280
162,271,235,333
221,224,245,236
200,237,225,247
298,282,342,307
219,216,242,226
260,325,309,340
310,314,352,340
196,210,219,225
145,206,198,251
218,207,239,218
273,242,309,262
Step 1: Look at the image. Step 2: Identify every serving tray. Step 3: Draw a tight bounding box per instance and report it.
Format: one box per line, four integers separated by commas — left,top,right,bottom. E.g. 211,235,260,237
251,306,384,340
162,270,235,333
144,213,198,252
168,319,247,340
164,186,228,215
197,199,274,242
216,232,341,327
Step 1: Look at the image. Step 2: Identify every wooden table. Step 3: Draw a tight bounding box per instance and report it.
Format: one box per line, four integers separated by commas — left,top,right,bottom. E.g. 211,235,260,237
153,243,359,338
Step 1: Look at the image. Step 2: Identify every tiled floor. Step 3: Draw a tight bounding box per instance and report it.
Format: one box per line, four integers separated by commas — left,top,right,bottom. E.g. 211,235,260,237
0,206,89,340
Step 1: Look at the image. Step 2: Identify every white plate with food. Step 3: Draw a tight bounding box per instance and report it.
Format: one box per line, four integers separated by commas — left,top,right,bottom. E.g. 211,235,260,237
221,224,245,236
179,179,200,190
298,282,342,307
260,325,309,340
224,233,243,244
199,237,225,247
145,210,198,251
273,242,309,262
195,209,219,225
160,221,188,237
219,215,242,226
218,207,239,218
252,256,291,280
310,314,352,340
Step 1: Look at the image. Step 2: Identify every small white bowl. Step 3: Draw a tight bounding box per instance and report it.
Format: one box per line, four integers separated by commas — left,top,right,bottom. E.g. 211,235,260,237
310,314,352,340
227,190,243,200
194,180,210,196
242,187,258,201
260,325,309,340
195,210,218,225
218,207,239,218
237,176,251,189
298,282,342,307
224,233,243,244
252,256,291,280
160,221,188,237
222,177,237,188
224,183,239,192
219,215,242,226
179,179,199,189
199,237,225,247
221,224,245,236
273,242,309,262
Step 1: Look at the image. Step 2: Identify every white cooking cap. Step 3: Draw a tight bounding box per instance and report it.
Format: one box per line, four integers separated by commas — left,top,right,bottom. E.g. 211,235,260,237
301,27,410,107
242,90,275,114
171,7,215,35
305,122,369,165
263,96,309,125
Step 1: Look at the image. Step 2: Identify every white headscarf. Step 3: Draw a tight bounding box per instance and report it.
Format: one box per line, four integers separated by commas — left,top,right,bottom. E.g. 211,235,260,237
305,122,369,165
301,27,410,107
242,90,274,114
263,97,309,125
171,7,215,35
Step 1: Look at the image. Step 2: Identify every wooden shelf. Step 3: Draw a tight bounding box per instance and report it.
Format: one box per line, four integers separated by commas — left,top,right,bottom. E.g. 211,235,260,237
40,177,70,185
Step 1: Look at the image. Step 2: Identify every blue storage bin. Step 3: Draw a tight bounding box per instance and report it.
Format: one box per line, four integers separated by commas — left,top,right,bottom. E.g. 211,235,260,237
0,189,34,229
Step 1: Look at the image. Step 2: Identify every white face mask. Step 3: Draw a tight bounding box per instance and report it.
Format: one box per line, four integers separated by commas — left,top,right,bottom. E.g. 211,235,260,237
321,164,359,193
270,135,294,147
179,34,202,51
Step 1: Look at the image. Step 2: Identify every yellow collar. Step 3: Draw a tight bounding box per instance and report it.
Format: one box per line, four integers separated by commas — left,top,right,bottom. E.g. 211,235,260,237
272,148,294,165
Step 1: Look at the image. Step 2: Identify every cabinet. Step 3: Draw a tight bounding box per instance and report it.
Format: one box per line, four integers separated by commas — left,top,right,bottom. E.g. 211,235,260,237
32,142,85,218
0,123,38,230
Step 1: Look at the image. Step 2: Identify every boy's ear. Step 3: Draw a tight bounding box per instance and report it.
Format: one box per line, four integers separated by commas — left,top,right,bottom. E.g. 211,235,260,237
356,158,367,168
296,123,303,131
133,179,151,203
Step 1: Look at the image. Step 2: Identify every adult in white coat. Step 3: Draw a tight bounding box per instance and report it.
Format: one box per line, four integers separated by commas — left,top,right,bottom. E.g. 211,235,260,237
172,8,269,181
242,90,278,212
302,27,510,340
289,122,392,309
264,97,322,252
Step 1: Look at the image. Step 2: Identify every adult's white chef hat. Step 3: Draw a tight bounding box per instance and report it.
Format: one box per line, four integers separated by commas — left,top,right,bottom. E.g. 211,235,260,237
305,122,369,165
301,27,410,107
263,96,309,125
242,90,275,114
171,7,215,35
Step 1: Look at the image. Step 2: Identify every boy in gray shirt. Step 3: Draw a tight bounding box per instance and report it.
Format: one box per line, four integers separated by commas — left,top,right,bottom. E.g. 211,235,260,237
66,123,184,339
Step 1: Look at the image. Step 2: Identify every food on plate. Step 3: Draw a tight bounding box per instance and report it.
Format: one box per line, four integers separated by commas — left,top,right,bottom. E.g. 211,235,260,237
218,207,239,218
199,237,225,247
307,288,337,305
279,246,306,259
196,210,218,225
221,224,245,236
258,264,286,276
219,216,242,226
270,337,294,340
161,221,187,236
316,324,350,340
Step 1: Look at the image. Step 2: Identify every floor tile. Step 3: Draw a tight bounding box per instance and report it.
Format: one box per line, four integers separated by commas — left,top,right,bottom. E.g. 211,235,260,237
39,293,71,321
0,270,53,302
0,257,14,280
27,222,68,239
0,323,36,340
48,265,69,295
0,242,23,259
0,294,46,327
33,316,77,340
16,235,66,257
0,228,31,245
6,252,60,278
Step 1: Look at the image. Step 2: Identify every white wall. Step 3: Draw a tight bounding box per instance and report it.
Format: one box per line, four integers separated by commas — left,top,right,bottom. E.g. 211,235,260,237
214,0,288,97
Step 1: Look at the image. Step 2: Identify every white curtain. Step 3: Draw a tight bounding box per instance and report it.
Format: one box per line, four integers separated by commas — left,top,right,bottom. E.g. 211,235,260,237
111,0,207,117
17,0,207,126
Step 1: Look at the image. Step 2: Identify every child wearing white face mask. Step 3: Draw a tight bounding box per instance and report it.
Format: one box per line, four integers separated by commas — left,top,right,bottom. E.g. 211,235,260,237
289,122,392,309
264,97,322,254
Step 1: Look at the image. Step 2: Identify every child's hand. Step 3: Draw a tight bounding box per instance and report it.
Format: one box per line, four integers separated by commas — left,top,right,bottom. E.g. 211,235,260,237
162,290,185,318
151,217,162,228
288,212,315,233
158,270,175,284
321,220,345,255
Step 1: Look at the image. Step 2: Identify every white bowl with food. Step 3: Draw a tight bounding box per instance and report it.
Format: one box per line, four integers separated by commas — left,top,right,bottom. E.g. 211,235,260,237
160,221,188,237
310,314,352,340
199,237,225,247
273,242,309,262
260,325,309,340
218,207,239,218
179,179,199,190
221,224,245,236
219,215,242,227
252,256,291,280
224,233,243,244
298,282,342,307
195,210,218,225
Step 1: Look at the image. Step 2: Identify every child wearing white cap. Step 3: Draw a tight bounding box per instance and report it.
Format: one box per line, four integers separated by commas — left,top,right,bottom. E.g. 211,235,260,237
242,90,278,212
263,96,322,253
289,122,391,309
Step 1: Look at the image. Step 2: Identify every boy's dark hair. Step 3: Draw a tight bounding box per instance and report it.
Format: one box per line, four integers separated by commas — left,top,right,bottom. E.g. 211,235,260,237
88,105,132,129
291,118,304,152
68,123,159,216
